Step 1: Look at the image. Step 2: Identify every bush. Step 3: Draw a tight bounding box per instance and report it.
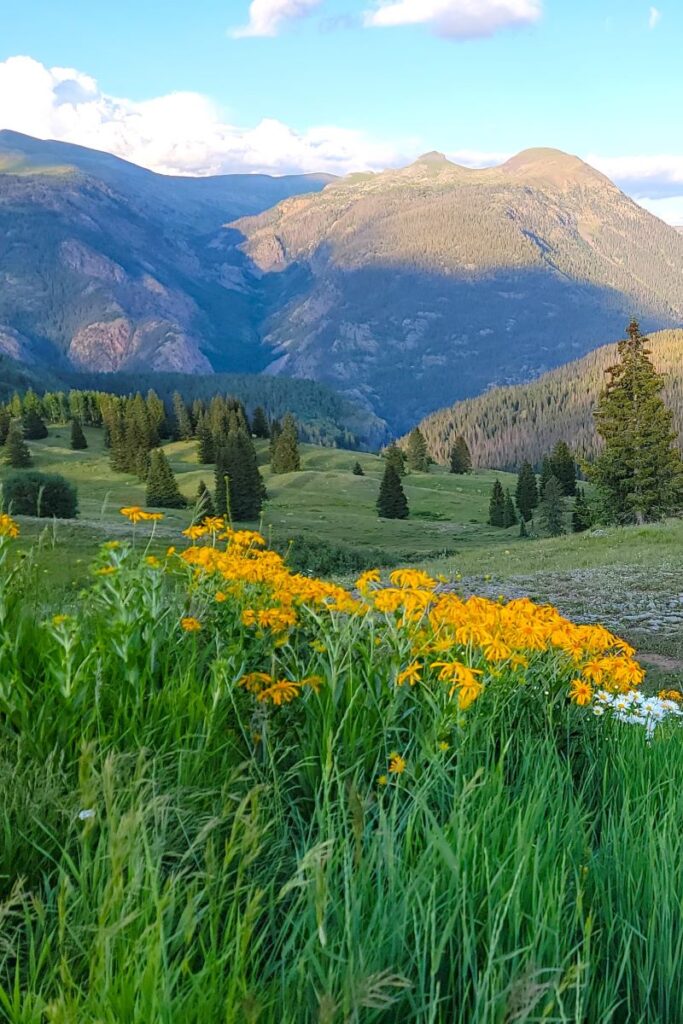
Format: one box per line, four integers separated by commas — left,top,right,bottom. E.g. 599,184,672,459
2,471,78,518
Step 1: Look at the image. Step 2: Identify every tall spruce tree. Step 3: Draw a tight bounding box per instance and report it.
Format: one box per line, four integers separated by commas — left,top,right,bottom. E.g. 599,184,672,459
384,441,407,477
0,409,10,446
503,488,518,527
172,392,194,441
70,418,88,450
377,464,409,519
449,436,472,474
251,406,270,439
214,449,229,518
22,408,48,440
352,461,365,476
488,479,506,527
539,456,554,496
271,413,301,473
572,487,592,533
146,450,186,508
550,441,577,496
515,460,539,521
195,480,215,521
538,475,567,536
590,320,683,523
406,427,429,472
4,423,32,468
196,417,216,464
222,428,265,521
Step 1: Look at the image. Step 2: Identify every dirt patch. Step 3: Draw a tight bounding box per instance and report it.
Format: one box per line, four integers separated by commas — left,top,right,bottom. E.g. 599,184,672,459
639,652,683,674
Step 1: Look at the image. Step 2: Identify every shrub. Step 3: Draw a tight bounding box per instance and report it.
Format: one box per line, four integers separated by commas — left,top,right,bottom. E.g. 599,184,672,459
2,471,78,518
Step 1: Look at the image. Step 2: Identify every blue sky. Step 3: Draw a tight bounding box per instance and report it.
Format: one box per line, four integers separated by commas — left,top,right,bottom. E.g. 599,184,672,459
1,0,683,220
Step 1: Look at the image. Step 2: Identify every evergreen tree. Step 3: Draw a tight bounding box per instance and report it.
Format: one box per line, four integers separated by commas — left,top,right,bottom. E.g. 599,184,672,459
377,464,409,519
171,391,194,440
384,441,407,477
22,408,48,440
271,413,301,473
222,428,265,520
550,440,577,496
0,409,10,446
70,418,88,450
251,406,270,439
214,448,229,518
146,450,186,508
572,487,592,533
488,479,506,527
108,408,129,473
4,423,32,468
515,460,539,521
195,480,215,521
538,476,567,536
519,518,529,538
146,390,168,441
539,456,554,496
406,427,429,472
449,436,472,474
197,418,216,464
352,461,365,476
503,488,518,527
590,320,683,523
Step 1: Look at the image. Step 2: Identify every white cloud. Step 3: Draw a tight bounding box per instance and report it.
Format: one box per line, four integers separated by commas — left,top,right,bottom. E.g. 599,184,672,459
648,5,661,29
0,55,406,177
588,153,683,199
639,196,683,225
364,0,542,39
232,0,323,37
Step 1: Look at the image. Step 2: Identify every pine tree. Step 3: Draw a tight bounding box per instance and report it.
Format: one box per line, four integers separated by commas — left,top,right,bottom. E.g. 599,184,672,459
503,488,518,527
214,448,229,518
197,418,216,464
538,476,567,536
146,390,167,441
146,450,186,508
515,461,539,522
550,441,577,496
0,409,10,446
222,428,265,521
377,464,409,519
519,518,529,538
22,408,48,440
171,392,194,440
70,418,88,450
195,480,215,521
271,413,301,473
352,461,365,476
406,427,429,472
572,487,592,533
4,423,32,468
251,406,270,439
449,436,472,474
384,441,407,477
539,456,554,496
590,320,683,523
488,480,506,527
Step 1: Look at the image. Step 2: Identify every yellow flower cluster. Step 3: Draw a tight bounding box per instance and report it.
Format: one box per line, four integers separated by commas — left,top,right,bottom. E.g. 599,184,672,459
238,672,323,705
178,530,644,714
0,513,19,538
120,506,164,523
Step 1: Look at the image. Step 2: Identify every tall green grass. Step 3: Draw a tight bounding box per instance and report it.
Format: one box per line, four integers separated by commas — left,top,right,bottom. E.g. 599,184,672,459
0,535,681,1022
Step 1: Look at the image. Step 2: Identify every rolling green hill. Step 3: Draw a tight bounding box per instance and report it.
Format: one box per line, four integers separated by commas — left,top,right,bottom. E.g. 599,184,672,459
236,149,683,429
411,327,683,469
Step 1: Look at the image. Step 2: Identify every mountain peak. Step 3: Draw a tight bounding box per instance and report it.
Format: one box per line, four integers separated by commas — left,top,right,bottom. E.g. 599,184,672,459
501,148,610,188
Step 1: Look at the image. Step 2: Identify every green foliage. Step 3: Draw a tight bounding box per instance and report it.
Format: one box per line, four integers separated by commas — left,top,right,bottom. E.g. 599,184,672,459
539,476,567,536
515,460,539,521
377,464,409,519
3,423,32,468
221,428,265,522
146,449,186,509
172,391,194,441
214,454,229,517
488,479,506,527
590,321,683,523
550,440,577,496
503,488,517,527
572,487,592,534
277,534,399,575
0,409,9,446
195,480,215,521
196,418,216,464
2,470,78,517
70,417,88,450
271,413,301,474
22,408,48,440
352,461,365,476
384,441,407,477
251,405,270,439
406,427,429,472
449,436,472,474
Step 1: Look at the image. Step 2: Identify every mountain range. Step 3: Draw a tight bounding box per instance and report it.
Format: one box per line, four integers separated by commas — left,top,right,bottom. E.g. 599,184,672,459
1,131,683,431
410,327,683,470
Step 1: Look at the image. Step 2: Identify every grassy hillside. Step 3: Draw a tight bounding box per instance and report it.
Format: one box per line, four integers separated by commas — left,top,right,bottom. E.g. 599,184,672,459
236,149,683,429
412,327,683,469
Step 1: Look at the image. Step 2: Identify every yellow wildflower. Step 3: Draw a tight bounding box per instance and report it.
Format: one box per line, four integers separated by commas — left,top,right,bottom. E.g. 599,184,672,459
257,681,301,706
456,679,484,710
659,689,683,703
378,775,388,787
214,591,227,603
145,555,161,568
180,616,202,633
120,506,147,523
52,614,70,627
397,661,422,687
388,753,406,775
438,741,450,751
0,513,20,538
183,524,209,542
569,679,593,706
95,566,117,576
239,672,273,694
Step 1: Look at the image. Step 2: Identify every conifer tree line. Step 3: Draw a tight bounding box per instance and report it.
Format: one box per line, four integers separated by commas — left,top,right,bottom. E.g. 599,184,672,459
488,440,583,536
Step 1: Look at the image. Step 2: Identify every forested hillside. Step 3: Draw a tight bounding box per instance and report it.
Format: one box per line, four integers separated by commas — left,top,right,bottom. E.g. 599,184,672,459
412,328,683,469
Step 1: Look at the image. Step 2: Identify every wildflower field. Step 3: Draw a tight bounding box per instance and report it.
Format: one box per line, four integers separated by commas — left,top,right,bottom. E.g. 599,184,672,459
1,512,683,1022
